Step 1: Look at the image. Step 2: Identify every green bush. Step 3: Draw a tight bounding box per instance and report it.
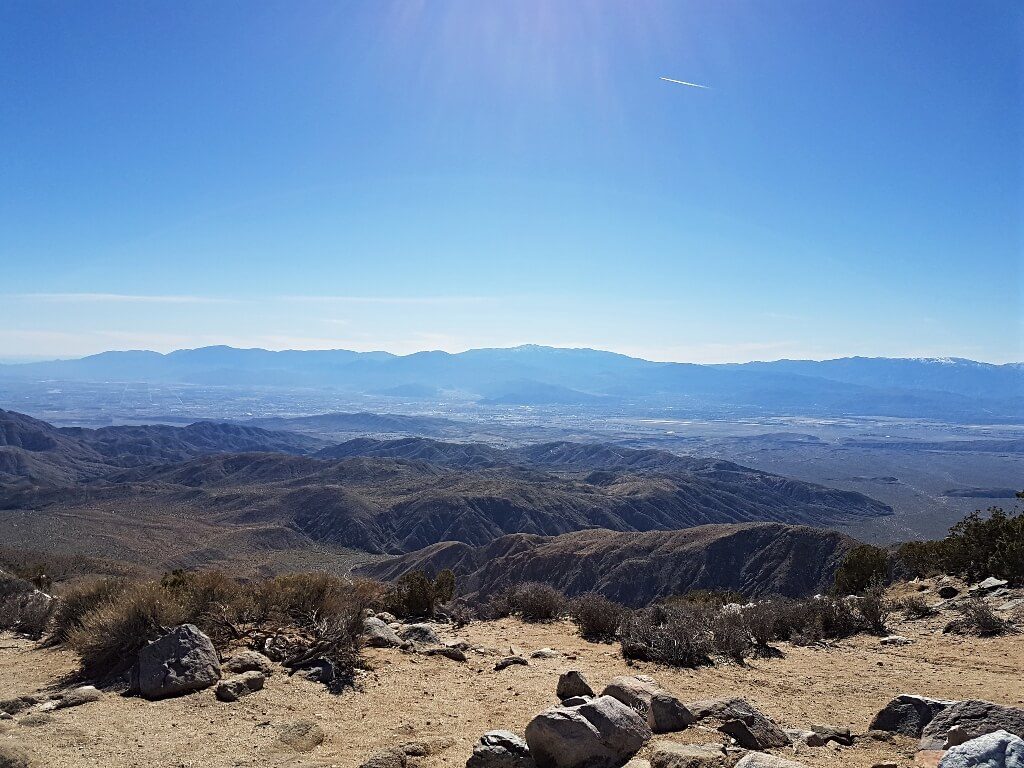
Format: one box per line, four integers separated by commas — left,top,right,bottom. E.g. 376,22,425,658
382,569,458,619
834,544,890,595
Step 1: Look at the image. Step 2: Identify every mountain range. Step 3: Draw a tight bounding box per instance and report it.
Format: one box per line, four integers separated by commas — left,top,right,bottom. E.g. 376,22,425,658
0,410,890,581
2,345,1021,420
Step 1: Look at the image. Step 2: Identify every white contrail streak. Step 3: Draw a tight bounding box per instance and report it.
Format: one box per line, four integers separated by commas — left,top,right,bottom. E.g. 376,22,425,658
660,76,709,89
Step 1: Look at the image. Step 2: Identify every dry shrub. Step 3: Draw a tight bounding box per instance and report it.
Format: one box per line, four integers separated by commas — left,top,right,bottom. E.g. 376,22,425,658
569,592,627,642
48,577,129,644
0,570,54,639
68,582,184,680
712,609,752,662
772,595,861,645
478,587,517,620
509,582,566,623
741,601,779,649
945,598,1014,637
899,594,936,620
620,603,714,667
436,598,476,627
855,581,892,635
666,589,746,609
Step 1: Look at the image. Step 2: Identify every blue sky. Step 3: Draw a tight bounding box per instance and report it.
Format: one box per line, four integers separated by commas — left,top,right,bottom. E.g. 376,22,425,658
1,1,1021,362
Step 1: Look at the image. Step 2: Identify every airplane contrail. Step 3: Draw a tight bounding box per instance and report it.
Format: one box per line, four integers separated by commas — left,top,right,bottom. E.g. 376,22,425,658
660,76,709,89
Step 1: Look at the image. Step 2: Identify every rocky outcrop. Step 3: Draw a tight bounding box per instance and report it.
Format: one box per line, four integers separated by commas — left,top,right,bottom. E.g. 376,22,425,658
134,624,221,700
525,695,651,768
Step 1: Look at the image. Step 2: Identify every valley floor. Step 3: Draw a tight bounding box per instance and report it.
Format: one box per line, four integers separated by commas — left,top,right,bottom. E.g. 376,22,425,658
2,601,1022,768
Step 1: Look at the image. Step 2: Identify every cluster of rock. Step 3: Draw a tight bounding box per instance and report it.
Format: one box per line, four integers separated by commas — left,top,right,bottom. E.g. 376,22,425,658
871,694,1024,767
465,671,858,768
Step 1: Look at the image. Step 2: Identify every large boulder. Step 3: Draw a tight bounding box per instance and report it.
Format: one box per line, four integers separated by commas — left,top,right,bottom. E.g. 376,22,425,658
869,694,953,737
921,700,1024,750
363,617,403,648
135,624,221,700
649,741,729,768
525,695,652,768
467,731,535,768
601,676,663,717
938,730,1024,768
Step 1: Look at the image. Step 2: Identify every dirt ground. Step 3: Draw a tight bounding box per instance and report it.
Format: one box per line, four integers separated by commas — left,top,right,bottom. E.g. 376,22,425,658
1,588,1021,768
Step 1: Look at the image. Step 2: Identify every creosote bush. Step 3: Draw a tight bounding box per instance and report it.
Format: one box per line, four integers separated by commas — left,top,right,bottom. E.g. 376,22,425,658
899,594,936,620
620,602,715,667
382,569,458,619
568,592,627,642
944,598,1014,637
509,582,567,623
855,580,892,635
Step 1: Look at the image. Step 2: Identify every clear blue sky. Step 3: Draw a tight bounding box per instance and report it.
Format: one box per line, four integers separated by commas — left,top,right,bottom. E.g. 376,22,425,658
1,1,1021,362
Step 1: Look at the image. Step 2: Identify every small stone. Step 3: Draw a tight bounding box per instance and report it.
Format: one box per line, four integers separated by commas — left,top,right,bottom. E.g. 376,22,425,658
938,586,960,599
53,686,102,710
495,656,528,671
880,635,914,646
223,650,274,675
426,646,467,662
215,671,265,702
359,747,407,768
531,648,561,659
650,741,729,768
466,730,534,768
278,719,325,752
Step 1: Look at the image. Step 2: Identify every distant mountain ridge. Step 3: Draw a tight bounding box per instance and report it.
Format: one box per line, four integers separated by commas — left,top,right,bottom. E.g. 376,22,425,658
2,345,1020,420
357,523,857,603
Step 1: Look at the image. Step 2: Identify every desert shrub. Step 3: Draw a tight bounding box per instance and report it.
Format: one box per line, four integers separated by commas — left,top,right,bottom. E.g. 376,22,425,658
711,608,751,662
477,587,517,620
436,597,476,627
774,595,861,644
855,580,891,635
510,582,566,623
741,600,780,648
434,569,456,604
666,589,746,609
0,570,54,639
569,592,627,642
620,603,714,667
68,581,185,680
381,569,457,619
48,577,129,644
834,545,891,595
899,594,936,620
944,598,1014,637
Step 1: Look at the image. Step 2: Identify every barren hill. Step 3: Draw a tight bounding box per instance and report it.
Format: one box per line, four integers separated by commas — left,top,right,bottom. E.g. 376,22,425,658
358,523,856,603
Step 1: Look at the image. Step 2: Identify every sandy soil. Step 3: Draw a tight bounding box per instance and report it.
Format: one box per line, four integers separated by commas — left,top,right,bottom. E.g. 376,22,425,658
1,592,1021,768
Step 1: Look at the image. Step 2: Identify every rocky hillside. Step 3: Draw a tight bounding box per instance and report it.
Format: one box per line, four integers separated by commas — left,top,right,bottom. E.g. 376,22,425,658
358,523,857,603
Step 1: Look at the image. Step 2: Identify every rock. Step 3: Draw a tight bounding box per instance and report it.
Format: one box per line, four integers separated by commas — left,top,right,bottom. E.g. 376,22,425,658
135,624,221,700
784,729,816,746
262,634,294,662
531,649,561,659
525,695,652,768
938,730,1024,767
649,692,696,734
920,700,1024,750
871,763,898,768
495,656,529,671
279,719,325,752
467,730,535,768
0,743,31,768
601,675,663,716
375,611,398,623
400,742,428,757
363,617,404,648
215,671,265,702
0,713,11,721
808,724,853,746
733,755,810,768
939,586,960,599
685,698,787,750
880,635,914,646
426,646,467,662
0,698,37,716
556,670,594,700
399,623,441,645
624,760,651,768
649,741,728,768
971,578,1009,593
945,725,972,748
296,658,336,684
53,686,102,709
719,717,790,750
561,696,592,707
869,694,954,737
360,747,407,768
223,650,274,675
